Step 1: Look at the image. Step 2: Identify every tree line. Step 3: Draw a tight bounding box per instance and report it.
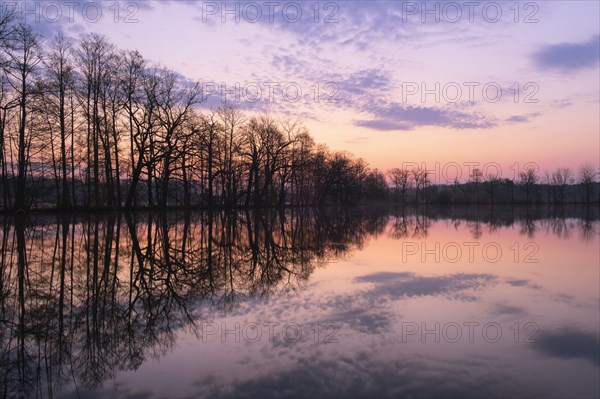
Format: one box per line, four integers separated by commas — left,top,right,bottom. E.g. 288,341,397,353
0,17,395,211
387,164,599,206
0,16,597,212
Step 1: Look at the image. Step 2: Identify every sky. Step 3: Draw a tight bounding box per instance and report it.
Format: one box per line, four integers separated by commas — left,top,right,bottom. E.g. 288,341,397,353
4,0,600,182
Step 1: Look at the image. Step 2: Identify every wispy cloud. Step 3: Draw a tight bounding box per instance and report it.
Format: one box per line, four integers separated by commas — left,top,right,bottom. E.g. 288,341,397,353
194,350,539,398
505,278,541,289
505,113,541,124
354,272,496,301
355,103,497,131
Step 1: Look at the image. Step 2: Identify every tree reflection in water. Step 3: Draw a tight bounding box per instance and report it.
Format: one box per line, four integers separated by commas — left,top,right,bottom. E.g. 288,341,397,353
0,205,597,397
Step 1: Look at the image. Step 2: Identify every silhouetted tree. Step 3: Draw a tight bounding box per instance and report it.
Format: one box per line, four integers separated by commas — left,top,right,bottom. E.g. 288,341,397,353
45,33,74,209
519,167,538,204
388,167,411,204
3,24,42,210
578,163,596,205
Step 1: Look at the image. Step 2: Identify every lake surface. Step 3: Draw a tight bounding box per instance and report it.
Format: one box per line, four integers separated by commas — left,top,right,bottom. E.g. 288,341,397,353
1,206,598,398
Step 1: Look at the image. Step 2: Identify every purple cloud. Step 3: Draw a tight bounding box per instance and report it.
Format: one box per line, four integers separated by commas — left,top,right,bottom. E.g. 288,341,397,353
533,35,600,72
355,103,496,131
505,112,541,123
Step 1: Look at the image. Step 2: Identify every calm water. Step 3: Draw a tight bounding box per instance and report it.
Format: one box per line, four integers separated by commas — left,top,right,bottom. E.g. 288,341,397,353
1,206,598,398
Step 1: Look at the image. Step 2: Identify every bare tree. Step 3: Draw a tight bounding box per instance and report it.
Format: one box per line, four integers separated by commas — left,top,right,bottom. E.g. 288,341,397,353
2,23,42,210
519,167,538,204
289,129,314,206
578,163,596,205
153,68,201,208
551,167,573,204
197,110,222,208
121,49,146,208
0,11,16,208
45,32,74,209
218,106,245,206
74,33,117,207
484,173,501,205
388,167,411,204
470,167,483,203
277,118,303,206
413,168,429,204
123,62,158,209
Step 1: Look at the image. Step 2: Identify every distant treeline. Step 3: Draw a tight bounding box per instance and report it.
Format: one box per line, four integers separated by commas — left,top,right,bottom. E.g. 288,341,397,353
386,166,599,206
0,16,598,212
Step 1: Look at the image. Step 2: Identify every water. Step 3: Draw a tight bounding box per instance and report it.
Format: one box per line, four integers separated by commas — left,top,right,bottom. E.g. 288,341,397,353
0,206,598,398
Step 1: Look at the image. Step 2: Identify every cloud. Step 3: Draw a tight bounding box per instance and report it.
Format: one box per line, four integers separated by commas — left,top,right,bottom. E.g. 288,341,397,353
505,113,541,124
492,303,527,316
196,350,542,398
354,103,497,131
271,52,499,132
298,271,498,337
534,328,600,366
265,2,415,48
338,69,391,95
506,115,528,123
354,119,411,131
506,279,541,289
354,272,496,301
533,35,600,72
261,1,512,51
323,308,394,334
7,1,154,39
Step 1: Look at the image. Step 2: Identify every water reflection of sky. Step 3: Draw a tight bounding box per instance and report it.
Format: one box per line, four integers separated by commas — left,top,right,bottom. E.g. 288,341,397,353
70,215,598,399
1,211,598,398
